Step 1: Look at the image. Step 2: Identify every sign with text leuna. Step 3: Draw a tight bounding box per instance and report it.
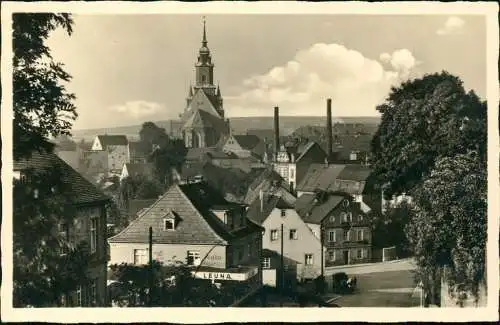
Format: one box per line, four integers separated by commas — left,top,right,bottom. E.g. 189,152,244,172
192,267,258,281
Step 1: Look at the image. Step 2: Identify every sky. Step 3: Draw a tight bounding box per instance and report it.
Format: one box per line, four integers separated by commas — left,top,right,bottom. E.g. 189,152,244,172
45,14,487,130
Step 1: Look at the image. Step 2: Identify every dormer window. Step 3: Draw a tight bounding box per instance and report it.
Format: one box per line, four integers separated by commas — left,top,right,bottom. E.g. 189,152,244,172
164,218,175,231
162,209,178,231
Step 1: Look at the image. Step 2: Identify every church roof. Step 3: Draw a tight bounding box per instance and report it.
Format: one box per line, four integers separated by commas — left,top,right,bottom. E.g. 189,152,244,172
183,109,229,135
96,135,128,147
232,135,262,150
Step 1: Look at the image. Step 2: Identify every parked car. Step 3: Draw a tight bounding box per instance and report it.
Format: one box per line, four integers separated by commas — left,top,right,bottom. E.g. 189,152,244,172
331,272,357,294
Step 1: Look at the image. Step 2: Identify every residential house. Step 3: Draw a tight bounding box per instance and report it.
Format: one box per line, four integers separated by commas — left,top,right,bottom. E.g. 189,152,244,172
220,134,266,160
294,191,372,266
91,135,130,172
108,181,264,303
296,163,377,213
120,163,155,181
14,152,110,307
246,193,324,287
273,140,328,193
244,168,296,206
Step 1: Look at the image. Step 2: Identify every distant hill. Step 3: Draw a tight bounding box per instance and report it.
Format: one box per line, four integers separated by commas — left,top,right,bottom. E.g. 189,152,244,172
71,116,381,141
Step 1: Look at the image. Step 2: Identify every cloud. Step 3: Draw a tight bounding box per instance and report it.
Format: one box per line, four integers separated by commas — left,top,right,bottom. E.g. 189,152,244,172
436,16,465,35
225,43,419,117
108,100,163,118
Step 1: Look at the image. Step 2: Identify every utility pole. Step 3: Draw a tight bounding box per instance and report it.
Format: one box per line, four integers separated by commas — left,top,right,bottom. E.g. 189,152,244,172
149,226,153,306
320,223,324,283
280,223,284,307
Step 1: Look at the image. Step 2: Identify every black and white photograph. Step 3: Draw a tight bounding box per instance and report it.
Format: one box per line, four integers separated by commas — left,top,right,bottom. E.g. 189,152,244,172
1,1,498,323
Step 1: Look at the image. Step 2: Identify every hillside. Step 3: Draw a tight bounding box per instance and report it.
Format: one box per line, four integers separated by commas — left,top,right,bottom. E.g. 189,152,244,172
71,116,381,141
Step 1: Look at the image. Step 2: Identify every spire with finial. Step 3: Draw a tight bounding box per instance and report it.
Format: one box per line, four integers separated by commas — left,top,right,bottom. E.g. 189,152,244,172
216,83,221,96
189,84,193,97
202,16,207,47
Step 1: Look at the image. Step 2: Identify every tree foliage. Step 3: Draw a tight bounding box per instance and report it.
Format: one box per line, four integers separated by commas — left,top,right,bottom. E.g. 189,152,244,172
108,262,236,307
13,13,77,160
148,137,187,188
13,166,91,307
370,71,487,198
405,151,486,306
118,175,163,208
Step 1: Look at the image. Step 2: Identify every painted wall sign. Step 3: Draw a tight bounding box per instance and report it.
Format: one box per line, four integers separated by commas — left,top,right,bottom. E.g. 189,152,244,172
192,267,258,282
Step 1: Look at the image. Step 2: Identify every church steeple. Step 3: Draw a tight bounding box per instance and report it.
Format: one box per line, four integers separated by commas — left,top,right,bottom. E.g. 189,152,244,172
195,16,214,87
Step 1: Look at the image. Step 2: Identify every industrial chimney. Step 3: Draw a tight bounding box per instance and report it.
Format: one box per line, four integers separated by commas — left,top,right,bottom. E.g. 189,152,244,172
326,98,333,161
274,106,280,160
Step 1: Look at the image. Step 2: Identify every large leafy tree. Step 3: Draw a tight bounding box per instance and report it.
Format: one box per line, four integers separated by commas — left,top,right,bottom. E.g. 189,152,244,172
12,13,91,307
13,166,91,307
13,13,77,160
149,137,187,188
406,151,486,306
370,71,486,198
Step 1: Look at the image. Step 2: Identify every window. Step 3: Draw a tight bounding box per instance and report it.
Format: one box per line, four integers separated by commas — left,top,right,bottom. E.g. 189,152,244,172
289,229,298,240
357,249,363,259
90,218,98,254
270,229,278,241
281,209,286,217
328,250,335,261
305,254,314,265
89,280,97,306
290,168,295,179
328,230,336,242
329,215,336,223
342,199,350,208
347,212,353,222
357,229,364,241
187,251,201,266
247,243,252,257
76,286,82,306
134,249,148,265
262,257,271,269
341,212,348,222
343,230,350,241
202,75,206,82
164,218,175,230
358,214,364,222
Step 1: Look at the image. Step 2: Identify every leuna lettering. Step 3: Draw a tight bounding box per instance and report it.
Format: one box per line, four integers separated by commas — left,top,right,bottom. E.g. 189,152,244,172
202,272,232,280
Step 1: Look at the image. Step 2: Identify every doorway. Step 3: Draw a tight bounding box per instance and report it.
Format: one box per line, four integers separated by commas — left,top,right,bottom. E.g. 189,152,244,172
343,250,349,265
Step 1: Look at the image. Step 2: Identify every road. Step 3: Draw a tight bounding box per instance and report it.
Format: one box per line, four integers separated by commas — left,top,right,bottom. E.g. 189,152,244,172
323,259,421,307
325,258,417,275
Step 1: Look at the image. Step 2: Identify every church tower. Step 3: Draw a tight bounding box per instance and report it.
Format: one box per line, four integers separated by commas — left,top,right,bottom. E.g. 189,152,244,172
181,17,229,149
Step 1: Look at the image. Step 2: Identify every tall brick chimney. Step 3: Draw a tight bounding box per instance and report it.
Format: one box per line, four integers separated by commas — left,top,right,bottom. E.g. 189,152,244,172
326,98,333,161
274,106,280,159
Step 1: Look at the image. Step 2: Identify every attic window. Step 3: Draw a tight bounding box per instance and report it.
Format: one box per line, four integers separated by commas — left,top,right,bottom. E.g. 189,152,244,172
342,199,350,208
164,218,175,231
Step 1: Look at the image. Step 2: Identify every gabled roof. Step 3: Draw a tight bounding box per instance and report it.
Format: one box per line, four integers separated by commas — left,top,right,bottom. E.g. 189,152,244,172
185,87,221,118
296,163,371,195
297,164,346,192
182,109,229,135
244,169,296,206
294,193,345,224
97,135,128,147
109,182,260,245
232,135,262,150
123,163,154,178
337,164,372,181
14,151,110,206
246,195,294,225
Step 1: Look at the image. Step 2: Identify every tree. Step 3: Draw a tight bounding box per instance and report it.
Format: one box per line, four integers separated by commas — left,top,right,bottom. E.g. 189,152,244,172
13,166,91,307
139,122,170,153
370,71,486,198
149,137,187,188
405,151,486,306
13,13,77,160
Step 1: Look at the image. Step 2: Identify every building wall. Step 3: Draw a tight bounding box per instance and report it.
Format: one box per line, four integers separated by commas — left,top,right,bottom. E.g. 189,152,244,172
107,145,130,171
262,208,323,280
320,201,372,266
91,137,103,151
65,205,108,306
109,242,227,268
227,231,262,268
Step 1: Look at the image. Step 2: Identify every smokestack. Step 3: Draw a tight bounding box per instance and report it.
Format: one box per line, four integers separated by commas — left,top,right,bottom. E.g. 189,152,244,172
274,106,280,160
259,189,264,212
326,98,333,161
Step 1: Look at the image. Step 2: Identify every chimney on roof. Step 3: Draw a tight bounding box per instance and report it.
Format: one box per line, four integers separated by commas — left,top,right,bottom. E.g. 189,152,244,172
326,98,333,162
274,106,280,161
259,189,264,212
